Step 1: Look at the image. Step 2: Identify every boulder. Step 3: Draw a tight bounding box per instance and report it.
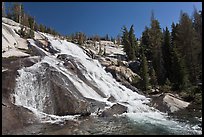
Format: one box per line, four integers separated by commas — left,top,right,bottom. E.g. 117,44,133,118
99,103,127,117
163,93,190,113
30,62,92,116
150,93,190,113
105,65,140,83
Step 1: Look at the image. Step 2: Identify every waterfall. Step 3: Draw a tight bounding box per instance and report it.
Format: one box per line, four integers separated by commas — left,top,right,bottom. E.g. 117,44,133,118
13,63,52,113
12,33,201,134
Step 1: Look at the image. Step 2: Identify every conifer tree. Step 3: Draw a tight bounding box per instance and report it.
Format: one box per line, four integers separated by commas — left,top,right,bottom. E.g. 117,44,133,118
121,25,138,61
149,67,158,89
28,15,35,30
192,8,202,84
11,3,23,23
171,47,189,90
162,27,171,81
170,22,189,90
141,26,151,60
176,11,200,85
129,25,138,59
116,34,121,46
140,47,150,91
121,26,131,60
149,13,165,85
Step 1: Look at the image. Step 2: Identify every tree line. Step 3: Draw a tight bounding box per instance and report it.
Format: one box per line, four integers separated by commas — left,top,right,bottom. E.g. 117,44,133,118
2,2,61,38
121,9,202,103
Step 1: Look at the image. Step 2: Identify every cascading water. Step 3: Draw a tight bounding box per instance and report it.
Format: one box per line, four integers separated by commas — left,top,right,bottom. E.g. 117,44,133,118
14,64,50,113
12,33,202,134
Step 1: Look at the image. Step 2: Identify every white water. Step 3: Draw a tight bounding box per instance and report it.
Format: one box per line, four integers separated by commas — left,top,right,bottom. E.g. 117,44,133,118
12,33,202,134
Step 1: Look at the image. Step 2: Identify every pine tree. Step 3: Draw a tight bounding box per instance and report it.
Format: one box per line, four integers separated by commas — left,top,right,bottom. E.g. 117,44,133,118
149,13,165,85
176,11,199,85
128,25,137,59
34,22,39,31
121,26,131,60
149,67,158,89
170,22,189,90
140,47,150,91
162,27,171,82
22,12,29,27
171,48,189,90
28,29,34,38
121,25,138,61
192,8,202,84
141,26,151,60
39,24,45,32
11,3,22,23
28,15,35,30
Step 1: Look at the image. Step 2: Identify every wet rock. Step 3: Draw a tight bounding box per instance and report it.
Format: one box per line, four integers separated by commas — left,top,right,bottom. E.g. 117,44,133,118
36,63,91,116
81,47,96,59
105,65,140,83
107,95,116,102
57,54,107,98
28,41,48,56
99,103,127,117
2,56,41,99
119,80,144,95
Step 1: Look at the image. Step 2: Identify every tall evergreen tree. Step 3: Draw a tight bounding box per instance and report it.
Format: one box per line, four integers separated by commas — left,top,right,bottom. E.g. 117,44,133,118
170,22,189,90
149,13,165,85
39,24,46,32
162,27,171,81
128,25,137,59
141,26,151,60
121,25,138,61
192,8,202,83
140,47,150,91
149,67,158,89
176,11,198,84
121,26,131,60
171,47,189,90
28,15,35,30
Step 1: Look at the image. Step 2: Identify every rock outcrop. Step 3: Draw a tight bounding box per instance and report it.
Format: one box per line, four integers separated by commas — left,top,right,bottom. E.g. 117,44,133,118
105,65,141,83
150,93,190,113
163,93,190,112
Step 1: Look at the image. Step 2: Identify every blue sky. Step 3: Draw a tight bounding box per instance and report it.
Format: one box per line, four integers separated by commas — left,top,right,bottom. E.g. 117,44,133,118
6,2,202,38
